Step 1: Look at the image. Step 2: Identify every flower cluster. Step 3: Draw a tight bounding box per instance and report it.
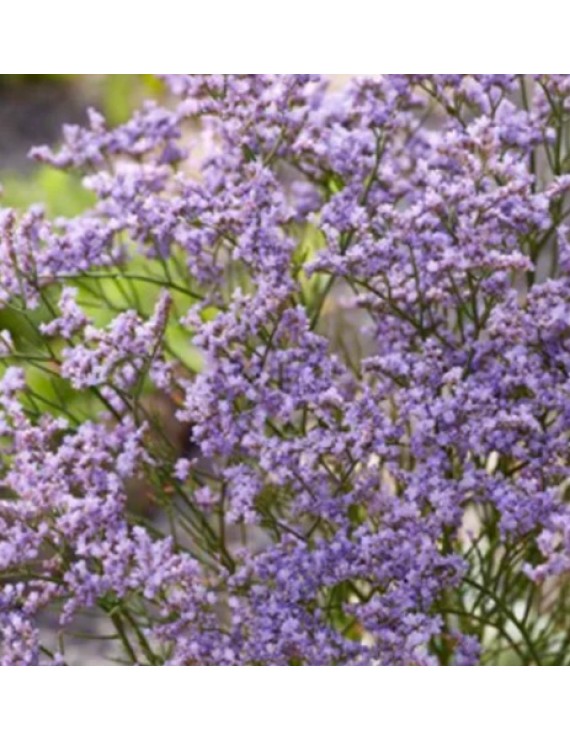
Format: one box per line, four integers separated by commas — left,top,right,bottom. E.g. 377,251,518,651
2,75,570,665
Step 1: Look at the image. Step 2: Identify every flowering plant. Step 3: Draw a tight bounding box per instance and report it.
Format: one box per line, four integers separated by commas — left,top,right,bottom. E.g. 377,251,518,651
2,75,570,665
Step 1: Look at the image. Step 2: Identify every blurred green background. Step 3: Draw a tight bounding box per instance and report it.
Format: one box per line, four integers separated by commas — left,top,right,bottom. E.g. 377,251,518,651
0,74,164,214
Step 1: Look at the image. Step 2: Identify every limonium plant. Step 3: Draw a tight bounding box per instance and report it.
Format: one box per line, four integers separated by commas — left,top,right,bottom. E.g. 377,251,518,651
2,75,570,665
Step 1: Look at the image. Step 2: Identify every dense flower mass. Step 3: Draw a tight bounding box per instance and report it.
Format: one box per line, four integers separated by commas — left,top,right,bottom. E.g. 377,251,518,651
2,75,570,664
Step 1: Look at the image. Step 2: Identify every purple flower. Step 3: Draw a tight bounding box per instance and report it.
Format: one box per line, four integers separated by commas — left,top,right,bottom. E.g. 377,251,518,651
3,75,570,665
